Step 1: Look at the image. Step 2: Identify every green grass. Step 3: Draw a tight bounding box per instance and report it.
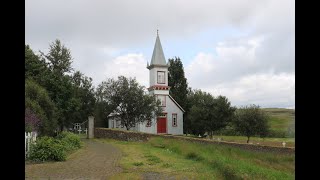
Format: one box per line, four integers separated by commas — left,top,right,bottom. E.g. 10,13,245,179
101,137,295,180
263,108,295,132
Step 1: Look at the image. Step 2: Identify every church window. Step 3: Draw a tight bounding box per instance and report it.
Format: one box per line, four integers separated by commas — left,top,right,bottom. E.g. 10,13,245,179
157,71,165,84
172,114,177,127
146,120,151,127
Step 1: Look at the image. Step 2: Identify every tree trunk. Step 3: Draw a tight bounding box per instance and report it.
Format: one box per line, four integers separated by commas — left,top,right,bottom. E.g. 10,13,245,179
209,131,213,139
247,136,250,143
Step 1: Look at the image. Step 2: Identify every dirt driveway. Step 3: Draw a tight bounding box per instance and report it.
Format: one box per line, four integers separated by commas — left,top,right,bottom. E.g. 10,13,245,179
25,138,122,179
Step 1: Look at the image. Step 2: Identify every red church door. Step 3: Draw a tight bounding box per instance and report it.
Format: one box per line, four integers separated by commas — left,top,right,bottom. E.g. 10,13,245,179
157,117,167,133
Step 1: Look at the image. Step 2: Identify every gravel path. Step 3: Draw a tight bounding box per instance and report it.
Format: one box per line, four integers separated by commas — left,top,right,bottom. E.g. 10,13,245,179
25,138,122,179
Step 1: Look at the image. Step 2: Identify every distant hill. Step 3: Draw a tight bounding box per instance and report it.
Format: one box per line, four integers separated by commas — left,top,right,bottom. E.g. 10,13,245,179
262,108,295,132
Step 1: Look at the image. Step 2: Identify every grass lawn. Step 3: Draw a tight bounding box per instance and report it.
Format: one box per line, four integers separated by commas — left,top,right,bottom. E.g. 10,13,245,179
99,137,295,180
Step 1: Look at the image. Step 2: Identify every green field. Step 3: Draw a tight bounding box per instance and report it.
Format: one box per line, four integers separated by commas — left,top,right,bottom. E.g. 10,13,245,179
101,137,295,180
263,108,295,132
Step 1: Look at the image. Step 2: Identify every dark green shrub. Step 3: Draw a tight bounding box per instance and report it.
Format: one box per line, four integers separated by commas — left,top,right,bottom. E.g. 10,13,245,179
267,130,287,138
145,154,162,165
56,131,82,151
133,162,144,166
211,160,241,180
28,136,66,161
185,152,203,161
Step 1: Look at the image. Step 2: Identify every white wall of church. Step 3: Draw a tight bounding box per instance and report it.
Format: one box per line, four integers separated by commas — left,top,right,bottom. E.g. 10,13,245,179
108,118,139,131
165,96,184,135
138,117,157,134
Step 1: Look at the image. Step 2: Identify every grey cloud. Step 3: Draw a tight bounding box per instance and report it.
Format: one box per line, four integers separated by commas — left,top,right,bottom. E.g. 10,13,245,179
26,0,294,108
26,0,265,47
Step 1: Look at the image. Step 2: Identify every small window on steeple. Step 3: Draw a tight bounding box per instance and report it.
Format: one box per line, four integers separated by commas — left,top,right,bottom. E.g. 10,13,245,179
157,71,165,84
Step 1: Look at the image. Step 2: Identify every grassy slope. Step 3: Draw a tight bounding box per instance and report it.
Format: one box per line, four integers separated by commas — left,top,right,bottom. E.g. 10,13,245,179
211,108,295,146
263,108,295,131
102,137,295,180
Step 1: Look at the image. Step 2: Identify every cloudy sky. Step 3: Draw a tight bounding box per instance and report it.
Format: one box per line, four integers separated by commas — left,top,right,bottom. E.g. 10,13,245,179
25,0,295,109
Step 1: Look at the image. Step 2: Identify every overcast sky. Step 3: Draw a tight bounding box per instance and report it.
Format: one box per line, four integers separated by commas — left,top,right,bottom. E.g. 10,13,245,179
26,0,295,109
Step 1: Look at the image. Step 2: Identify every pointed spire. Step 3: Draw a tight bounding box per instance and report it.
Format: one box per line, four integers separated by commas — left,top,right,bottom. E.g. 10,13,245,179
150,30,167,67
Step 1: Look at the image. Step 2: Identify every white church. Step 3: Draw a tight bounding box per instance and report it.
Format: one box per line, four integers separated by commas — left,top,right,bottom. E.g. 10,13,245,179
108,32,185,135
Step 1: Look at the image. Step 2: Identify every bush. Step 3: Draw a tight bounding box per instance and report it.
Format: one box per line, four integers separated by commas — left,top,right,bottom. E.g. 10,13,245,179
133,162,144,166
185,152,203,161
56,131,82,151
28,132,82,162
267,130,287,138
29,136,66,162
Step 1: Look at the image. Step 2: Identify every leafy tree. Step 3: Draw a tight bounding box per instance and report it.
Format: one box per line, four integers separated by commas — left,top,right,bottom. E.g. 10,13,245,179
70,71,96,123
97,76,162,130
233,104,270,143
38,40,83,130
188,90,235,137
206,95,236,139
25,45,51,86
93,101,112,127
26,42,96,131
94,86,115,127
25,79,57,136
168,57,188,109
187,89,212,136
40,39,73,76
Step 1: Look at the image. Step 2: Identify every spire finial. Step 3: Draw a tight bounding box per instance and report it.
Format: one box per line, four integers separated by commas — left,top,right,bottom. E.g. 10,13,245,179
157,29,159,36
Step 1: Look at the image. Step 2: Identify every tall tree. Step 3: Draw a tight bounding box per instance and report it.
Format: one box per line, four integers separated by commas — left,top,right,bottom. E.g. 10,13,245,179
40,39,73,76
70,71,96,123
25,45,50,86
233,104,270,143
97,76,162,130
39,40,79,130
168,57,188,110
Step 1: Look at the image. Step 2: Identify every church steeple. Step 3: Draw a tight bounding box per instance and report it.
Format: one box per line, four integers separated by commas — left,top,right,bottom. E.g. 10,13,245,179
148,30,168,69
147,30,170,94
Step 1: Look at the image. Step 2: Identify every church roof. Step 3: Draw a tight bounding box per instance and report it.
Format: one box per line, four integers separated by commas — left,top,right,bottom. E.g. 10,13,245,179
148,31,169,69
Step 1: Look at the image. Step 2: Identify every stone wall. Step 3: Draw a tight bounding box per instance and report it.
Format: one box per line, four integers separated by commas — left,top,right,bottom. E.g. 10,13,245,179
163,135,295,154
94,128,295,154
95,128,159,141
